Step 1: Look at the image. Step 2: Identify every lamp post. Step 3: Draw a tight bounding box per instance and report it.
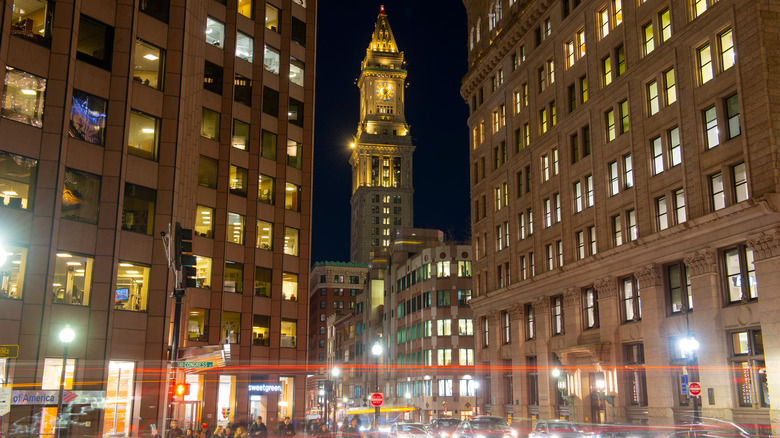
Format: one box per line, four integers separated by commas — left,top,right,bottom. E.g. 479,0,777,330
405,392,411,421
473,381,480,415
552,368,575,422
371,342,382,430
332,367,341,431
56,324,75,438
679,335,700,423
319,389,326,423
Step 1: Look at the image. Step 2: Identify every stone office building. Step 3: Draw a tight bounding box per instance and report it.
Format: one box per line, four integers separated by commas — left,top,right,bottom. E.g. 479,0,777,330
462,0,779,433
0,0,315,435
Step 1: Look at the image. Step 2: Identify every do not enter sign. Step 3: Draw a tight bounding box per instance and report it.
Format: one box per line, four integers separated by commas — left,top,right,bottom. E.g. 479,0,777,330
370,392,384,407
689,382,702,396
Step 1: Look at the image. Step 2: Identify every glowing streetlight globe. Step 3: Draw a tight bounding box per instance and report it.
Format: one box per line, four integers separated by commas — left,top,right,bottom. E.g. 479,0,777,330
59,325,75,344
372,343,382,357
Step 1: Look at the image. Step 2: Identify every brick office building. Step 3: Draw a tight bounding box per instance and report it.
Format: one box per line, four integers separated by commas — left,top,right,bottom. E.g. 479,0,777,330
462,0,780,433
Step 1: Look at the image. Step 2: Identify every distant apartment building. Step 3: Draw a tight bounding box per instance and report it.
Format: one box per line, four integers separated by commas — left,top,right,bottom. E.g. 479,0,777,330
0,0,315,434
462,0,780,433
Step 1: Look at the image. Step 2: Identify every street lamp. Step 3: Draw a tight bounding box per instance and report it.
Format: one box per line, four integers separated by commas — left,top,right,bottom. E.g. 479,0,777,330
56,324,75,438
371,342,383,430
473,381,480,415
331,367,341,431
552,368,575,422
679,335,700,423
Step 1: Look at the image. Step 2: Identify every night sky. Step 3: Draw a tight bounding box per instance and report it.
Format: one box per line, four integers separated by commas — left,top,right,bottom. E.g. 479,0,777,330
311,1,470,263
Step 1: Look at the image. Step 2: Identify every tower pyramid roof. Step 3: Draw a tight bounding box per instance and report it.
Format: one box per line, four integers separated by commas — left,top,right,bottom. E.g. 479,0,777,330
368,5,399,53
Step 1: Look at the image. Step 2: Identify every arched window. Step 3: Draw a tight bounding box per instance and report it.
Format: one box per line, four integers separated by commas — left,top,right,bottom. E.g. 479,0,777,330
488,8,496,30
470,27,475,50
496,0,503,20
476,18,482,42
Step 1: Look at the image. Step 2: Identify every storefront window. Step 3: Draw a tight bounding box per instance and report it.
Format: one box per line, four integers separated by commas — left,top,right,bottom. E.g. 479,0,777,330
134,39,164,89
289,58,304,87
195,256,212,288
122,183,156,235
0,244,27,299
265,5,279,32
257,220,273,250
254,267,271,297
258,174,274,204
238,0,252,18
223,311,240,343
128,110,160,160
234,74,252,106
261,130,277,160
282,272,297,301
285,183,301,211
11,0,54,45
287,140,302,169
115,261,150,311
280,321,297,348
201,107,220,140
278,376,294,419
76,15,114,70
217,375,236,425
224,261,243,294
252,315,270,346
264,45,280,74
0,151,37,210
284,227,299,256
61,168,101,224
42,357,75,389
206,17,225,48
2,66,46,127
194,205,214,238
69,89,106,145
229,165,248,197
52,252,93,306
227,212,245,245
236,32,253,63
198,156,218,188
188,308,209,341
104,361,135,437
232,119,249,150
0,358,7,384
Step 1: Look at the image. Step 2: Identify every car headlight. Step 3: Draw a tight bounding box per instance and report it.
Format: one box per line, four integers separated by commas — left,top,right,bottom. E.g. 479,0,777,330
503,434,513,438
511,430,518,438
476,434,486,438
440,433,450,438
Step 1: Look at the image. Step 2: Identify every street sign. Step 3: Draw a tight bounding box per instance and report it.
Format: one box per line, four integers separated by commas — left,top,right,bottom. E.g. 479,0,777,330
369,392,384,407
177,361,213,369
0,387,11,416
688,382,702,397
0,345,19,358
680,374,689,395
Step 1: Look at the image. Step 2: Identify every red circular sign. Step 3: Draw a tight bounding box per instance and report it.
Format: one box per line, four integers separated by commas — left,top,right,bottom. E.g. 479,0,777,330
370,392,384,407
689,382,702,396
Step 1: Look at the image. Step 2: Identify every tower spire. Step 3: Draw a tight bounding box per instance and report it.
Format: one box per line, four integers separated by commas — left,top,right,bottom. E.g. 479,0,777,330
368,7,398,53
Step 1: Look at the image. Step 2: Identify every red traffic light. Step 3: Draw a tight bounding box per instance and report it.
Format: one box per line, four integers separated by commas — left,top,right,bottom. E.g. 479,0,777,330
175,383,191,396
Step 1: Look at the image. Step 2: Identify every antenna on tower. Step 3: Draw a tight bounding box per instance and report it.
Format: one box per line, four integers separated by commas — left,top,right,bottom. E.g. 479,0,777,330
380,5,385,14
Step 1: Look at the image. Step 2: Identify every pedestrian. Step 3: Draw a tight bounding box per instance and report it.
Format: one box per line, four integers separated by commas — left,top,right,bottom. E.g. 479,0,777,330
211,426,226,438
249,416,268,438
225,426,235,438
167,420,184,438
342,417,360,438
317,424,329,437
184,428,200,438
278,417,295,437
151,427,162,438
235,426,249,438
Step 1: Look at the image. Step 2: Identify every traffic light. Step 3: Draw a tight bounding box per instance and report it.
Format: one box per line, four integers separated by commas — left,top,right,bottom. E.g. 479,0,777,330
175,382,190,397
174,222,197,288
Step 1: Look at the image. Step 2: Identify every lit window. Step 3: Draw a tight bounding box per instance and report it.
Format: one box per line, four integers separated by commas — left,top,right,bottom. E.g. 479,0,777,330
284,227,299,256
236,32,253,63
0,151,37,210
282,272,298,301
229,165,248,197
237,0,252,18
134,39,164,90
287,139,302,169
252,315,270,346
613,0,623,25
265,4,280,32
61,168,100,224
726,94,740,139
642,22,654,55
290,57,305,87
657,197,668,230
609,161,619,196
52,252,93,306
551,296,563,335
0,245,26,299
263,45,280,74
599,8,610,38
699,44,713,84
602,57,612,86
223,311,241,342
616,45,626,76
201,107,220,140
195,256,211,288
227,212,245,245
647,80,659,115
664,68,676,105
2,67,46,127
620,100,629,133
285,182,301,211
622,277,640,321
606,109,616,142
584,288,598,329
651,137,664,175
204,61,223,94
232,119,249,150
288,97,303,127
667,262,691,313
256,220,273,250
188,309,209,341
675,189,686,223
704,106,719,149
128,110,160,160
669,127,681,167
724,246,756,303
194,205,214,238
720,29,734,70
659,9,671,42
122,183,156,235
734,162,748,202
11,0,54,44
711,173,725,210
574,182,582,213
624,154,633,188
115,261,151,311
224,261,243,294
627,209,637,241
205,16,225,48
613,215,623,246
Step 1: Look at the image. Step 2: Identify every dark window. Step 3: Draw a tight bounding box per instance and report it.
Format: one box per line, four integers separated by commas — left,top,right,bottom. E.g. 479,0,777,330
69,90,107,146
667,262,692,313
76,15,114,70
436,290,451,307
261,130,277,160
263,87,279,117
234,74,252,106
204,61,223,94
289,98,303,127
122,183,156,235
625,343,647,406
61,168,101,224
291,17,306,47
254,267,271,297
139,0,169,23
198,156,218,189
526,356,539,405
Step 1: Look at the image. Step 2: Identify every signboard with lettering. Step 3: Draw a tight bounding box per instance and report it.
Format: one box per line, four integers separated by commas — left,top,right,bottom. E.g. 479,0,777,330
680,374,688,395
178,361,213,369
0,345,19,358
247,384,282,394
0,387,11,415
11,390,105,405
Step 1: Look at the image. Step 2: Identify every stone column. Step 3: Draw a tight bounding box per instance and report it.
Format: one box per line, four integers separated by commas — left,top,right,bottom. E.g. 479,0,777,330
594,276,624,423
636,263,675,425
683,248,734,422
532,296,555,419
747,230,780,434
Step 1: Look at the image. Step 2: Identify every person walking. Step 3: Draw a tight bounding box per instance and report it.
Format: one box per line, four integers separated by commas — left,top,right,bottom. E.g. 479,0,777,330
211,426,226,438
167,420,184,438
249,416,268,438
278,417,295,437
342,417,360,438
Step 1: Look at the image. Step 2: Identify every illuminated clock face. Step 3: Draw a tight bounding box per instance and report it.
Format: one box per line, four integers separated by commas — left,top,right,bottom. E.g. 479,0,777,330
376,82,394,100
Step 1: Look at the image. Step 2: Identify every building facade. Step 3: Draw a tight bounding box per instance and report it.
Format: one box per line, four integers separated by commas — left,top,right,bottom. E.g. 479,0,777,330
0,0,315,435
462,0,780,433
349,8,415,264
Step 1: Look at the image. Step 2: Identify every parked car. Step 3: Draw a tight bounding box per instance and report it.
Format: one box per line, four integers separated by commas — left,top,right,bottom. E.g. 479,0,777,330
454,417,516,438
528,420,590,438
390,423,432,438
427,419,461,438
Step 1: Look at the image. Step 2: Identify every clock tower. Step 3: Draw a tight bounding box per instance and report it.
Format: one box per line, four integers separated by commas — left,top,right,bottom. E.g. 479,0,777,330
350,7,415,264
